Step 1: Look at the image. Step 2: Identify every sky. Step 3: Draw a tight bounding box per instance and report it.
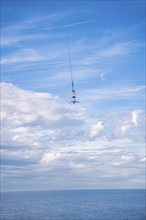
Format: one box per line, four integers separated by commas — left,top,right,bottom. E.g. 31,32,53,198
1,0,145,191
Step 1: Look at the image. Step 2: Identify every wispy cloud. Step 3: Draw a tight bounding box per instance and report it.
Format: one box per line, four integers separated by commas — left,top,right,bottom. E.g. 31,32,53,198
1,49,43,64
98,41,141,58
1,13,65,47
1,37,142,68
80,85,145,101
1,34,47,47
44,20,95,30
2,14,62,33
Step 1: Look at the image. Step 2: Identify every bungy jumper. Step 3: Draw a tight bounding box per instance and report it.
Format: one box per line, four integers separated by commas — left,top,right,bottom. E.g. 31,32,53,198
69,80,80,104
64,3,80,104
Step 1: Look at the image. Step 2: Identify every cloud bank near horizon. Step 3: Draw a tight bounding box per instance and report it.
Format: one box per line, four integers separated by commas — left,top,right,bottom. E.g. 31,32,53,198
1,82,145,191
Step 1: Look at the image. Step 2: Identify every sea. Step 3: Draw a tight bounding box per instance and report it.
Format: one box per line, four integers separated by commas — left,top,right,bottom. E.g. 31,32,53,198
0,189,145,220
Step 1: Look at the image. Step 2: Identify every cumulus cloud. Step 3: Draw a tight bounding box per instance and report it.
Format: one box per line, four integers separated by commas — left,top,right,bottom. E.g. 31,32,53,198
131,109,142,126
1,82,86,148
121,124,131,133
1,82,58,123
1,82,145,190
89,121,106,139
119,109,144,136
1,82,144,148
40,152,62,164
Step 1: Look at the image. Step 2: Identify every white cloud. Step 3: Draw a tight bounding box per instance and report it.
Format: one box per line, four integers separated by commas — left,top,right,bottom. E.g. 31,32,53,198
1,13,62,33
99,41,140,58
69,162,89,170
1,41,70,65
40,152,62,164
1,34,46,47
81,85,145,101
1,49,43,64
0,82,86,148
1,82,144,148
44,20,95,30
119,109,144,136
1,82,145,190
89,121,106,139
121,124,131,133
112,153,136,166
131,109,142,126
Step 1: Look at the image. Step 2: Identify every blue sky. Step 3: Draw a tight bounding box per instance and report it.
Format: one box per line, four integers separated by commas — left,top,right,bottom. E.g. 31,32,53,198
1,0,145,191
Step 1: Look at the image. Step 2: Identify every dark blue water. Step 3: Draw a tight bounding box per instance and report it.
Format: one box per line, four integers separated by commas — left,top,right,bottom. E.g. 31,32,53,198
0,189,145,220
